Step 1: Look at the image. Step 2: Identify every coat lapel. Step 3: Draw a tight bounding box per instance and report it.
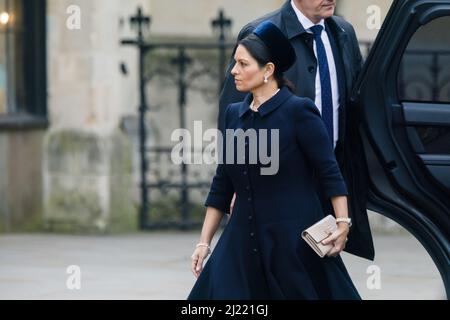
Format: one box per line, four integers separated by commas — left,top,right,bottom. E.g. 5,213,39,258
326,18,348,145
327,17,353,102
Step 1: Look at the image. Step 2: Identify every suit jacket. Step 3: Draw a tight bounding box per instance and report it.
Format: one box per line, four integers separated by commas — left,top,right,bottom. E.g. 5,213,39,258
218,0,375,261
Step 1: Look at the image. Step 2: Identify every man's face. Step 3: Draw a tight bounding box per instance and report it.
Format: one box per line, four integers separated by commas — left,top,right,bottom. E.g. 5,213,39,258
295,0,336,22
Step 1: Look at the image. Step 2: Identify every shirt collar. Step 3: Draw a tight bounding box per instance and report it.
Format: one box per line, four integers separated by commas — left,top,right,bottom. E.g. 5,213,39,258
290,0,325,33
239,86,292,118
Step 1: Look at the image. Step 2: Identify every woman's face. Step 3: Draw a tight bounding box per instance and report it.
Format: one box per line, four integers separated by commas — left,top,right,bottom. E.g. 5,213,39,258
231,44,266,92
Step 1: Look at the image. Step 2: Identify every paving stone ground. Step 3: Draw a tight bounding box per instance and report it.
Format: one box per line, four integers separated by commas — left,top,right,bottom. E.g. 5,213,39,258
0,232,446,300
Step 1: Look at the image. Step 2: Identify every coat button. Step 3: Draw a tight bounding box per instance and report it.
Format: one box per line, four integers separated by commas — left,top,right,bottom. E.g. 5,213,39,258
253,248,258,253
246,186,250,190
247,197,252,202
308,66,315,73
250,232,255,237
248,215,253,220
243,171,247,175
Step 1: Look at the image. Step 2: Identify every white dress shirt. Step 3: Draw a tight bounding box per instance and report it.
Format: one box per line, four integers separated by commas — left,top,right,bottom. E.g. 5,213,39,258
291,1,340,149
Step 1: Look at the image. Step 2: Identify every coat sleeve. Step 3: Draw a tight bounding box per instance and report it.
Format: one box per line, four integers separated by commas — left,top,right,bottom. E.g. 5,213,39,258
204,105,235,214
294,98,349,198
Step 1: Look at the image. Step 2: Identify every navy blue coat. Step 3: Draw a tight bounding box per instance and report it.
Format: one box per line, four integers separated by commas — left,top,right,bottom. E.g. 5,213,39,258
188,87,360,299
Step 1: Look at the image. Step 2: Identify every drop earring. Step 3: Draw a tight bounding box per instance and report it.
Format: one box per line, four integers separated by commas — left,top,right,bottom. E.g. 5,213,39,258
264,76,268,84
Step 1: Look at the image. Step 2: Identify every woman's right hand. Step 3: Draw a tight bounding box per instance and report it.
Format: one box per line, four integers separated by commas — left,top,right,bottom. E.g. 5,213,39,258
191,246,210,278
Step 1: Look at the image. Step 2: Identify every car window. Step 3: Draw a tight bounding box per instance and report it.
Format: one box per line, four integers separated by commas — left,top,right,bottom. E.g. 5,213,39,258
398,16,450,103
397,16,450,155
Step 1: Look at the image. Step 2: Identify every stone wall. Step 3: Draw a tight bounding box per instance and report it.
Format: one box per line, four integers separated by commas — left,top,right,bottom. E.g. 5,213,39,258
147,0,285,37
0,130,44,232
43,0,150,232
43,130,135,232
336,0,392,42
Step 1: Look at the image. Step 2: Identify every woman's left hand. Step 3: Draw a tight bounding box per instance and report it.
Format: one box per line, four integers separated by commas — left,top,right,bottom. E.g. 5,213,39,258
322,224,349,257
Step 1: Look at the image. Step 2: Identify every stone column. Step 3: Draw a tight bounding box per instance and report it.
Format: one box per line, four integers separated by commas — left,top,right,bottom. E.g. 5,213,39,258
44,0,150,232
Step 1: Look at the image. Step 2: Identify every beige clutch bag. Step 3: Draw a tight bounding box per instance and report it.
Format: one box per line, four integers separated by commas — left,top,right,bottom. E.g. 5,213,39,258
301,215,337,258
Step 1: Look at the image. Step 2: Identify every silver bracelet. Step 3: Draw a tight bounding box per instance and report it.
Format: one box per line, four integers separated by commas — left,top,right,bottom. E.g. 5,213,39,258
336,217,352,228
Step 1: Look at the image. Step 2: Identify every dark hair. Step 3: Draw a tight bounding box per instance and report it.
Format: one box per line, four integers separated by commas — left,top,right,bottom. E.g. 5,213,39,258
238,33,296,93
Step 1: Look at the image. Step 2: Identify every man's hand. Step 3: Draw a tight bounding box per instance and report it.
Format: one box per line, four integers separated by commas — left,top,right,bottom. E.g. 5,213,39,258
322,223,349,257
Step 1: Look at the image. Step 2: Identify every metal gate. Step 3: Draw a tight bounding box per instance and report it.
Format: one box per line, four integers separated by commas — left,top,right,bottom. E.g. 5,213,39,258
121,7,235,229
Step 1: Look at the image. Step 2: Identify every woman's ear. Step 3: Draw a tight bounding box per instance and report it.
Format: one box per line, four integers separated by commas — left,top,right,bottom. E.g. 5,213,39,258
265,62,275,79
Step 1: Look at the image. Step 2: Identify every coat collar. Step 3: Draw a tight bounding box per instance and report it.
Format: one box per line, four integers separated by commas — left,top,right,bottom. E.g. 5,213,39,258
239,86,292,118
281,0,307,40
326,16,349,44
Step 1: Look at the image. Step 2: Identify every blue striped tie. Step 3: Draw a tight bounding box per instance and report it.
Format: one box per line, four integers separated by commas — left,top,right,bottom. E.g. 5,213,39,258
310,25,333,145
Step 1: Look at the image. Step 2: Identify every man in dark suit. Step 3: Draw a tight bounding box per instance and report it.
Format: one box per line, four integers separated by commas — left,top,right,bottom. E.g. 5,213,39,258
219,0,375,261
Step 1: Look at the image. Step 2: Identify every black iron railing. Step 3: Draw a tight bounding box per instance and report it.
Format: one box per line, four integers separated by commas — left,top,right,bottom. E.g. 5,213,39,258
121,7,235,229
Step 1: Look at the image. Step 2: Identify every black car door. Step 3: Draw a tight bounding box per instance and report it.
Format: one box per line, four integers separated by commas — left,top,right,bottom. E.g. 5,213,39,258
353,0,450,297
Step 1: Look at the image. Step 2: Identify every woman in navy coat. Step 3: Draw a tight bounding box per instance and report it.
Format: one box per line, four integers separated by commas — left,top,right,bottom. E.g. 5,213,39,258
188,21,360,300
